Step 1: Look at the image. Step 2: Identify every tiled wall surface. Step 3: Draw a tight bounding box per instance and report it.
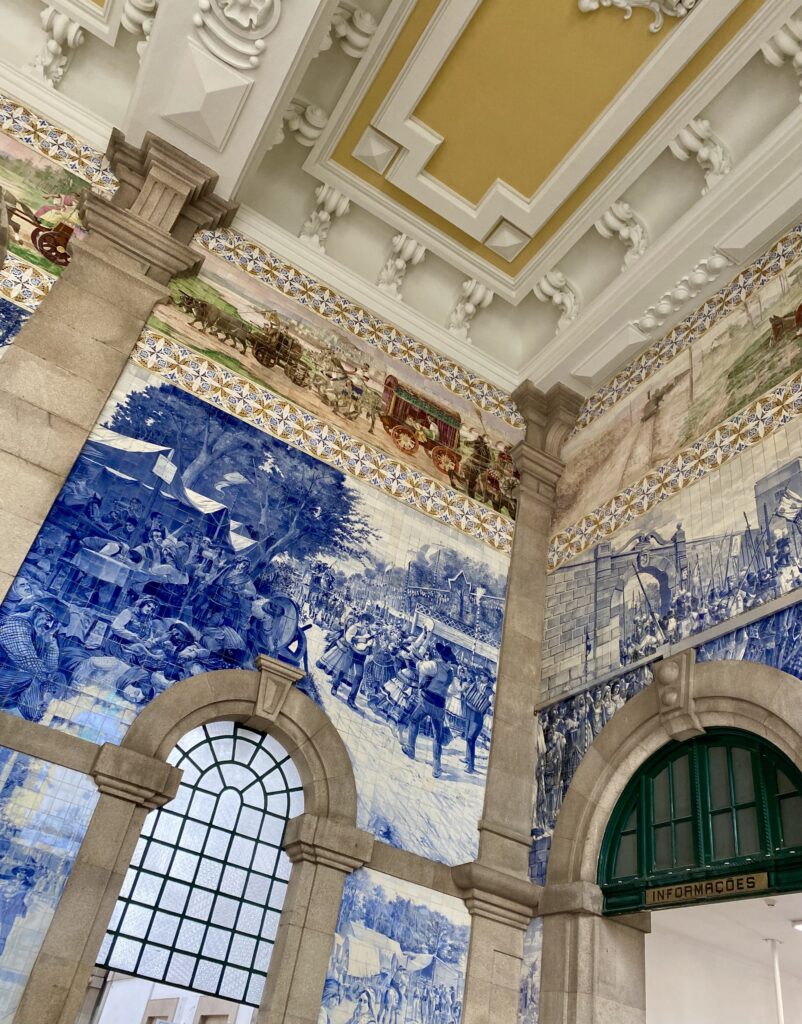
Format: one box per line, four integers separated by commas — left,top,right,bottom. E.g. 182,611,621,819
544,414,802,698
0,747,98,1023
536,219,802,900
0,360,507,866
321,867,470,1024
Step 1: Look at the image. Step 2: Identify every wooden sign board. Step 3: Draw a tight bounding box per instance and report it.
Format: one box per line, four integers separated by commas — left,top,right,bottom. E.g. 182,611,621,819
645,872,769,908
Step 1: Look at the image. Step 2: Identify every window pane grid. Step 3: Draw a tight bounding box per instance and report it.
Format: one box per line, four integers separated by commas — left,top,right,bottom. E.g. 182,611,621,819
97,723,302,1006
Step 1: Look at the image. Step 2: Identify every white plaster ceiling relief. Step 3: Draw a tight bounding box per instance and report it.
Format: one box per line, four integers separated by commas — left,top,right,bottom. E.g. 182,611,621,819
122,0,159,61
377,232,425,299
352,125,400,174
331,4,378,58
162,0,283,150
594,200,648,270
577,0,699,34
636,250,732,332
299,183,351,252
193,0,282,69
27,5,85,88
307,0,746,300
162,41,252,150
271,99,329,148
669,118,733,195
534,271,581,331
762,14,802,97
484,220,531,262
446,279,494,343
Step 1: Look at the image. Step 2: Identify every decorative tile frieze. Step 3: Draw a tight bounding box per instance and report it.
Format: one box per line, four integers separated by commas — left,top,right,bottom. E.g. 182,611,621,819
195,228,525,430
575,223,802,432
0,253,55,311
133,330,515,554
0,94,117,194
549,371,802,570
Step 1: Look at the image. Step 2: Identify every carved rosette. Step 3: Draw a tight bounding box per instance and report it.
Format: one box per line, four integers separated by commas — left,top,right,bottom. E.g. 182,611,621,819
193,0,282,69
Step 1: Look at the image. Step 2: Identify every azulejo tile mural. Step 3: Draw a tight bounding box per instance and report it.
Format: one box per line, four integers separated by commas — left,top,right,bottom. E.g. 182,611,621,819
0,97,115,278
0,92,116,356
550,369,802,573
196,228,524,431
321,868,469,1024
134,332,514,554
0,747,98,1024
544,412,802,697
573,222,802,434
555,223,802,540
0,361,507,865
149,249,522,520
532,665,652,883
517,918,543,1024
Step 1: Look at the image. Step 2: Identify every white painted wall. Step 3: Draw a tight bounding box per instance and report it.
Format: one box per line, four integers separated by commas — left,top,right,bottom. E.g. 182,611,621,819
646,922,802,1024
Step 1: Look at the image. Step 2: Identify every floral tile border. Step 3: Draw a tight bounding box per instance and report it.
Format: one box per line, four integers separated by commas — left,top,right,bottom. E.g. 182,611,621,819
133,330,515,556
0,253,55,312
549,371,802,570
575,223,802,433
0,94,117,194
196,228,525,432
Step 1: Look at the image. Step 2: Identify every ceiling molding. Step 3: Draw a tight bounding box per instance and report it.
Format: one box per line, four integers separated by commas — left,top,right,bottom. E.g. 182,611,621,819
368,0,740,244
0,58,113,152
306,0,795,302
229,205,522,392
49,0,125,43
522,101,802,390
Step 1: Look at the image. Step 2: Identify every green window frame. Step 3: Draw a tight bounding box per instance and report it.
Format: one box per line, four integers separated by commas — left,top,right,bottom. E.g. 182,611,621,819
97,722,303,1006
599,729,802,914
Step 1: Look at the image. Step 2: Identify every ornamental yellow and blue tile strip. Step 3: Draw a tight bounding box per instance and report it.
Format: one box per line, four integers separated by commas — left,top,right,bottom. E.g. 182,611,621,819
0,93,117,194
575,223,802,432
0,253,54,311
133,330,516,554
196,228,525,431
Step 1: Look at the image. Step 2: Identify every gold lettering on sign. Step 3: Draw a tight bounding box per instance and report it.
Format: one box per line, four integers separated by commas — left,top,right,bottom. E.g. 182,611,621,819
645,872,769,907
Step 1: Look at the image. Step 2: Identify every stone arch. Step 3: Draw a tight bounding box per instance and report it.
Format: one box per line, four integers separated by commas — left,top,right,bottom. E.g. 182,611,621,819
122,666,358,824
15,660,370,1024
539,658,802,1024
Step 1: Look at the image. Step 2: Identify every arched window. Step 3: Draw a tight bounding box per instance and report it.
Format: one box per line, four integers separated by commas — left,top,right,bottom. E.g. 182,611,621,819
97,722,303,1006
599,729,802,914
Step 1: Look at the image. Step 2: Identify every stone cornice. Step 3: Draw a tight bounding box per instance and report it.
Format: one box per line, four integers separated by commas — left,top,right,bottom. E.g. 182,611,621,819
451,861,541,929
91,743,181,809
283,813,375,873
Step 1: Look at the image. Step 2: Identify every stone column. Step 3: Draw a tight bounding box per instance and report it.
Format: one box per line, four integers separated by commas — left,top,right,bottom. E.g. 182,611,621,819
539,883,649,1024
456,383,582,1024
15,745,182,1024
0,130,234,600
478,382,583,877
259,813,374,1024
452,862,541,1024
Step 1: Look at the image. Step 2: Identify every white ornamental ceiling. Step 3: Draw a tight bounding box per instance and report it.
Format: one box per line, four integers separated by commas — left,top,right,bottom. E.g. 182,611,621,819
1,0,802,395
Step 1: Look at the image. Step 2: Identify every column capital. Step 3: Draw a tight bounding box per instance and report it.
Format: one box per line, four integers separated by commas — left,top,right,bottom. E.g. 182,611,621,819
538,880,604,917
511,381,583,460
91,743,181,809
80,129,236,284
283,813,374,873
452,861,541,929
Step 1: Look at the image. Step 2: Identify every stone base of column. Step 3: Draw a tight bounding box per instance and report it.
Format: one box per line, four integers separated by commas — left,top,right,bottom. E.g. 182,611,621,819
539,883,650,1024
